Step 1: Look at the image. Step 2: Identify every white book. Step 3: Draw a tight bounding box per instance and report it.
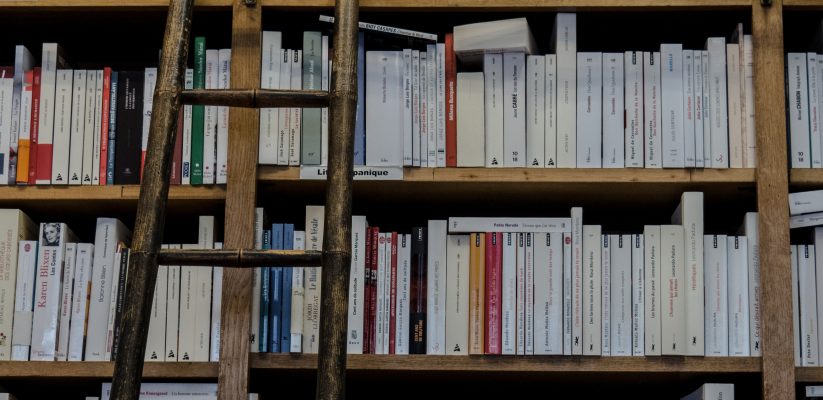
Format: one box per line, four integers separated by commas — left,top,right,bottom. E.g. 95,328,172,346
793,245,801,366
576,52,602,168
145,246,168,362
681,383,734,400
526,55,545,168
347,216,367,354
250,208,263,353
165,244,180,361
704,234,729,356
216,49,231,184
728,236,750,357
84,218,132,361
412,50,421,167
203,50,218,183
419,51,428,167
81,71,96,185
571,207,583,355
644,225,662,355
553,13,576,168
192,218,214,362
453,18,537,65
0,210,36,360
727,44,743,168
660,225,685,355
701,50,711,167
67,243,93,361
68,70,86,185
516,233,526,355
815,229,823,363
375,233,386,354
456,72,485,167
427,220,447,354
624,51,644,168
611,235,632,356
366,51,404,167
395,234,411,355
90,70,103,185
744,36,756,168
671,192,704,356
403,49,413,167
683,50,696,168
103,245,126,361
141,68,158,182
426,44,437,168
534,232,562,354
445,235,470,355
693,51,705,168
643,52,662,168
303,206,323,353
660,44,685,168
258,31,282,165
601,235,611,356
562,232,572,355
707,38,730,168
36,43,65,185
210,243,223,362
503,53,528,167
290,231,305,353
55,242,76,361
11,240,37,360
322,37,330,166
790,190,823,215
182,69,194,183
501,232,517,355
277,50,292,166
545,54,557,167
631,234,645,356
437,43,446,167
178,244,198,361
484,53,504,167
11,46,35,185
742,212,761,355
50,70,72,184
288,50,302,166
582,225,601,355
447,217,571,233
791,212,823,229
31,222,76,360
525,233,535,354
602,53,624,168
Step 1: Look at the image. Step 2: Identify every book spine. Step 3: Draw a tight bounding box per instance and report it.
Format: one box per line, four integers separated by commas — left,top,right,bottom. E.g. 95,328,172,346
643,52,662,168
210,244,223,361
259,31,281,165
411,49,421,167
16,70,33,185
726,44,743,168
140,68,157,179
55,242,77,361
303,206,323,353
368,228,378,353
729,236,751,357
576,53,603,167
269,226,282,353
216,49,231,184
321,37,329,166
660,44,685,168
395,234,410,355
145,253,167,362
533,232,551,354
693,51,705,168
170,105,183,185
366,51,404,167
389,233,398,353
644,225,661,355
503,52,526,167
91,70,103,185
602,53,624,168
631,234,645,356
202,50,218,184
679,192,705,356
108,247,129,360
426,45,436,167
31,223,72,361
11,240,37,360
68,243,93,361
793,245,800,366
436,43,446,167
281,225,293,353
571,207,583,355
445,35,456,167
165,245,180,361
611,235,632,356
409,227,426,354
526,55,545,168
469,233,485,354
554,13,577,167
250,208,263,353
545,54,557,167
483,54,504,167
601,235,612,356
704,235,729,356
562,232,572,355
501,232,516,354
516,233,525,355
354,33,365,166
113,71,144,184
347,217,366,354
289,231,305,353
445,235,468,355
10,46,35,186
99,68,111,185
27,68,41,185
707,38,729,168
747,213,761,356
525,232,535,354
683,50,696,168
190,37,206,184
582,226,602,355
485,232,502,354
660,225,685,355
35,45,58,185
182,69,193,184
277,50,291,166
0,211,27,359
456,72,485,167
106,71,118,185
701,50,711,166
426,220,446,354
744,35,756,167
288,51,303,166
301,32,322,166
50,70,72,184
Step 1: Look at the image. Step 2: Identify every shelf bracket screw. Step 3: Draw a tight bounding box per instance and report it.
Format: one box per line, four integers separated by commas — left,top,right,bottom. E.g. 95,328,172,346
761,0,772,6
244,0,256,6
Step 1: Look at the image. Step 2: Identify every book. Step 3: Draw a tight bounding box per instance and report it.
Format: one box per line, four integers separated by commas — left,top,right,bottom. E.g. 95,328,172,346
453,18,537,65
11,240,37,360
552,13,576,168
704,235,729,356
455,72,484,167
681,384,734,400
426,220,447,354
409,226,426,354
67,243,93,361
790,190,823,215
0,210,36,360
445,235,469,355
468,232,485,355
448,217,571,233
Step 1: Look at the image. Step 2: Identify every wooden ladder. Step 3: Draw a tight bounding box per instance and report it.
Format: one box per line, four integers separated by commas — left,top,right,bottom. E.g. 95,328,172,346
108,0,359,399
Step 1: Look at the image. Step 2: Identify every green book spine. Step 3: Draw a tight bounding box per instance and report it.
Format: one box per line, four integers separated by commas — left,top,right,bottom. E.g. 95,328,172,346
191,36,206,185
301,32,322,165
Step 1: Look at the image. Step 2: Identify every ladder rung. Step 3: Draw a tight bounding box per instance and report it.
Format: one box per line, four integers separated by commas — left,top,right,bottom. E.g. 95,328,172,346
157,249,322,267
180,89,330,108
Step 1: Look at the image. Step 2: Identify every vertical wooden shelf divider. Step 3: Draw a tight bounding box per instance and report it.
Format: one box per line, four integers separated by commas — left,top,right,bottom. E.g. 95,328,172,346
753,0,795,399
218,0,262,399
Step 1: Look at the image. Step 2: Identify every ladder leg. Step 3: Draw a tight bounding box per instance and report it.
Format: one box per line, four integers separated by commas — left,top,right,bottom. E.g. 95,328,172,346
317,0,359,398
110,0,194,399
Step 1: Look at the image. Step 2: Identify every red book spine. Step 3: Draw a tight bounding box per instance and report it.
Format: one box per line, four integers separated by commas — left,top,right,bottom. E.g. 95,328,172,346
170,107,184,185
28,68,41,185
445,33,457,167
363,227,373,353
99,68,111,185
389,232,398,354
369,227,379,354
485,232,502,354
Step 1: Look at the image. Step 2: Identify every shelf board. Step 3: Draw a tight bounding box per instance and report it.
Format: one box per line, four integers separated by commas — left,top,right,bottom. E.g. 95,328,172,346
0,361,218,379
790,169,823,186
797,367,823,382
0,0,230,8
0,185,226,202
260,0,751,9
784,0,823,8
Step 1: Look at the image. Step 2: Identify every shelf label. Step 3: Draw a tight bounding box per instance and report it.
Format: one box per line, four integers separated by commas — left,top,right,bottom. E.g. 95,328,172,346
300,165,404,181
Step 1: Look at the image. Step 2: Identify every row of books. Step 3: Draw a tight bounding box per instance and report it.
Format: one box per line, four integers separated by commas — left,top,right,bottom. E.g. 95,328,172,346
258,14,755,169
250,193,760,356
0,37,229,186
786,52,823,169
98,384,260,400
791,231,823,366
0,212,224,363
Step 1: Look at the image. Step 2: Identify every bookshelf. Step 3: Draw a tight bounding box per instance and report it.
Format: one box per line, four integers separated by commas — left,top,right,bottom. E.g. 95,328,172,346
0,0,799,400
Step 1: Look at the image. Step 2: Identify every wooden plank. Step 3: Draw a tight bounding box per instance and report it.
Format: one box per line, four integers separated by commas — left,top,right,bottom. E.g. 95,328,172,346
796,367,823,382
690,168,756,183
0,362,218,378
0,186,124,200
784,0,823,7
249,354,761,373
753,1,795,400
217,0,261,399
0,0,229,7
121,185,227,199
260,0,750,9
789,169,823,186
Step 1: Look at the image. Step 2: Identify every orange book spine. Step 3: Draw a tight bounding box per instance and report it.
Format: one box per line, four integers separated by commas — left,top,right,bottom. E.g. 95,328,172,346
16,70,34,184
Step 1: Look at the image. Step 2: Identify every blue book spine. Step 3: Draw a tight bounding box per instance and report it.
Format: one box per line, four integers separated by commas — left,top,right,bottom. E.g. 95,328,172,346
270,224,284,353
354,32,366,165
281,223,294,352
107,71,118,185
260,229,271,352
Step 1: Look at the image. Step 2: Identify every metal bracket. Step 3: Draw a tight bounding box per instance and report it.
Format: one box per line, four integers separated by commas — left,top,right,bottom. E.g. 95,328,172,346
244,0,256,6
761,0,772,6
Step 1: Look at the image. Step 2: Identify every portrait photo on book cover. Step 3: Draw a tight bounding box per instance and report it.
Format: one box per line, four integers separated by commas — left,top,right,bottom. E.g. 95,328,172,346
42,223,61,247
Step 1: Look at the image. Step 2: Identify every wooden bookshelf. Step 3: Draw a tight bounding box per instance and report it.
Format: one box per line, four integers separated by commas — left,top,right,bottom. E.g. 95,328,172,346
0,185,226,202
0,362,218,379
258,0,751,9
0,0,231,8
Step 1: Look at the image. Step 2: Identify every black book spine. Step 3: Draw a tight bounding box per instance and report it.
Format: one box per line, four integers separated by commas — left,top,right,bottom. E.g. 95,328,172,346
114,70,143,184
111,247,130,360
409,226,427,354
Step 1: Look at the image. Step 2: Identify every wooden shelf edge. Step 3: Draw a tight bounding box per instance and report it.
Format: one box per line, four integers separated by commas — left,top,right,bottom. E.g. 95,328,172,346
0,0,231,8
796,367,823,382
250,354,761,373
260,0,752,9
0,361,218,378
784,0,823,8
790,169,823,186
0,185,226,201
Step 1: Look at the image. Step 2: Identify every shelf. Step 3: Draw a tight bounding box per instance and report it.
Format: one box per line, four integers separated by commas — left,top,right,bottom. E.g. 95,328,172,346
0,185,226,202
797,367,823,382
790,169,823,186
0,361,218,379
0,0,231,8
260,0,751,10
784,0,823,8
